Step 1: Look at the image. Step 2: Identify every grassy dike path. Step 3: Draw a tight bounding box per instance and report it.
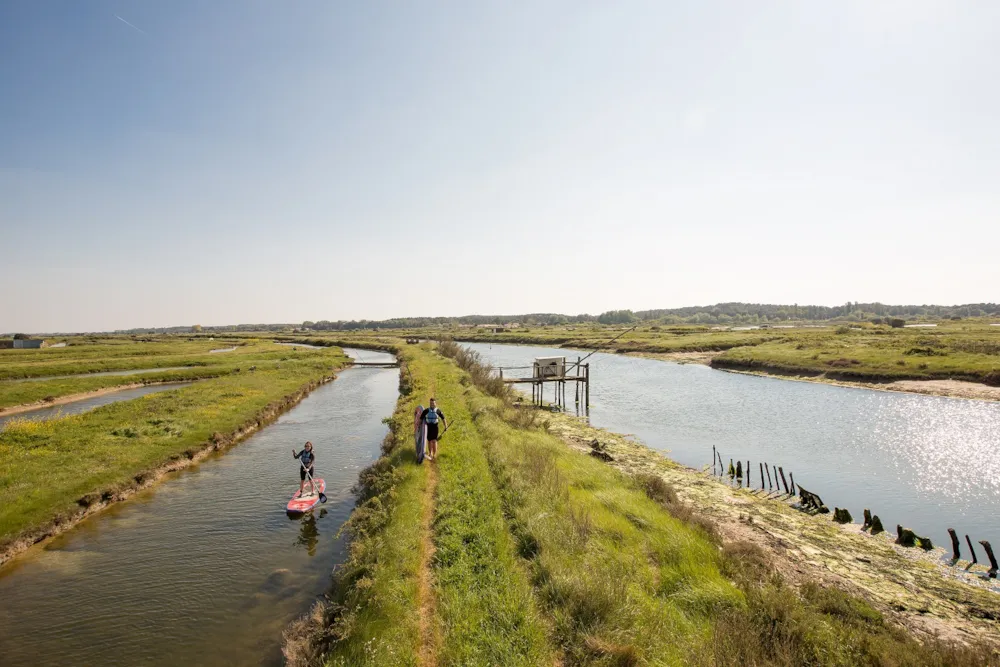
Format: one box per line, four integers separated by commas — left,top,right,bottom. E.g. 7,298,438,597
0,345,349,565
289,342,997,666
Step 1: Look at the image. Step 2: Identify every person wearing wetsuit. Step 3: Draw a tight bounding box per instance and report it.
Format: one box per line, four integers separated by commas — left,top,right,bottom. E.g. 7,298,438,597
292,441,316,496
420,398,447,461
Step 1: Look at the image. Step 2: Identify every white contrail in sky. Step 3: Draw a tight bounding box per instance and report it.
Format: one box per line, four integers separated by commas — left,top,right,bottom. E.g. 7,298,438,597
114,14,147,35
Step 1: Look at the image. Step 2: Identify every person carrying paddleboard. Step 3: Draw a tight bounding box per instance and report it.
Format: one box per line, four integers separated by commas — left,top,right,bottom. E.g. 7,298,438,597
420,398,447,461
292,441,317,496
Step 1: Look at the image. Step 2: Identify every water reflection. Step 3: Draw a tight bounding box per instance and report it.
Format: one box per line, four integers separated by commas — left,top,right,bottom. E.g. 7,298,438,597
291,509,326,557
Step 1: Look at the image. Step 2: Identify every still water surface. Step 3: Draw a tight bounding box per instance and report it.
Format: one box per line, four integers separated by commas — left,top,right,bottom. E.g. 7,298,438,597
0,349,397,667
466,343,1000,551
0,382,195,430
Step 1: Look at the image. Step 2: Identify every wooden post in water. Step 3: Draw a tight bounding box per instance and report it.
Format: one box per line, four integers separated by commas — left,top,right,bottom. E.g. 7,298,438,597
788,472,796,495
979,541,999,577
778,467,790,494
772,465,779,492
948,529,961,561
765,463,773,489
585,364,590,408
966,535,979,564
759,462,765,489
713,446,717,476
575,357,581,404
717,451,724,476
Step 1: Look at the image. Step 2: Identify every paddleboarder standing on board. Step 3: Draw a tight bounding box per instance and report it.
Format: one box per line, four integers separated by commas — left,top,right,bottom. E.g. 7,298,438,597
292,441,317,496
420,398,447,461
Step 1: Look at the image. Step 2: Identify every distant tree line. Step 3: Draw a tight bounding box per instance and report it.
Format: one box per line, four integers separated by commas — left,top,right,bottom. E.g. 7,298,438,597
104,302,1000,335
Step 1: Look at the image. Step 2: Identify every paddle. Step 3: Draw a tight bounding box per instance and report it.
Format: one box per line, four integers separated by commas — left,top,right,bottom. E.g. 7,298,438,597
304,466,327,504
293,447,327,503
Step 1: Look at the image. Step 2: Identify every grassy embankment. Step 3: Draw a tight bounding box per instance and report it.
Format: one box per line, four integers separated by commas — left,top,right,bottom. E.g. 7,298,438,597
0,340,349,561
0,339,321,410
294,342,993,666
351,321,1000,388
713,323,1000,385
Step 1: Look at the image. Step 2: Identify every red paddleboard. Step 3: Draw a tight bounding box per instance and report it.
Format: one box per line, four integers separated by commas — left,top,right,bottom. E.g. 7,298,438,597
286,479,326,513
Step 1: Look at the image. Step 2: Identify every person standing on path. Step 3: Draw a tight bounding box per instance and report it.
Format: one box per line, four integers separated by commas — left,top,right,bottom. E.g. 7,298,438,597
420,398,447,461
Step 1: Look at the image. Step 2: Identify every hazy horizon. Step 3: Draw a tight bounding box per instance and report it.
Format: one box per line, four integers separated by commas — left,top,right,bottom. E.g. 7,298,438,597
3,2,998,332
5,299,999,336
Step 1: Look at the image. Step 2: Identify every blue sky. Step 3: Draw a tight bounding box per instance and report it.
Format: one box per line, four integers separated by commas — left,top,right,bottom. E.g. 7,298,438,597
2,1,998,332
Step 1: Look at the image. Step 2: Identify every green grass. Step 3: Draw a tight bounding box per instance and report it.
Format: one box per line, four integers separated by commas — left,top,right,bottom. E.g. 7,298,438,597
0,339,330,408
474,397,742,664
0,337,298,381
715,325,1000,384
321,346,551,666
427,355,551,666
0,343,348,551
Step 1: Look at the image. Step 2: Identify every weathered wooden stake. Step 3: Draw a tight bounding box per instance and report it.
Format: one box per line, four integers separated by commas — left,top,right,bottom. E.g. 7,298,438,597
789,472,796,495
759,462,765,489
746,461,750,488
736,460,743,485
765,463,773,489
717,451,724,476
966,535,978,564
979,541,999,577
713,445,717,476
772,465,779,491
778,467,789,494
948,529,961,561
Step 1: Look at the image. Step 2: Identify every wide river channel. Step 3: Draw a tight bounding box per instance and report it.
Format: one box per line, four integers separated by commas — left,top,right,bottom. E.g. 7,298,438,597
0,349,398,667
466,342,1000,556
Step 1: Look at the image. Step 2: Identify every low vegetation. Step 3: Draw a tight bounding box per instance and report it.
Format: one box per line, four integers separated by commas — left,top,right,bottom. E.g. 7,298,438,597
0,339,348,557
714,325,1000,385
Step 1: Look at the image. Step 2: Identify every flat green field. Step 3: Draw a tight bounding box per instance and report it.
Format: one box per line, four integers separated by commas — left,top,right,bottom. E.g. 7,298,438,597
0,338,323,409
0,338,348,556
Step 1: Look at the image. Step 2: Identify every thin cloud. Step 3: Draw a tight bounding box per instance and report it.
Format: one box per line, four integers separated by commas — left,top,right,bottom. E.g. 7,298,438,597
114,14,147,36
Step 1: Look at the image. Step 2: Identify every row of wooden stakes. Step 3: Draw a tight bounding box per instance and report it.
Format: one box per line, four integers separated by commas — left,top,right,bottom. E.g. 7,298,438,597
709,446,998,579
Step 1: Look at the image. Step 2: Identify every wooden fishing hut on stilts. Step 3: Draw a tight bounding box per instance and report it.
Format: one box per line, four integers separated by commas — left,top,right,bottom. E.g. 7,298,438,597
497,356,590,411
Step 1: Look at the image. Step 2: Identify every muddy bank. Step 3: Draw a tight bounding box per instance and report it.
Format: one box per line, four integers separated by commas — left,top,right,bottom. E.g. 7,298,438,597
623,350,718,365
0,373,340,567
545,412,1000,647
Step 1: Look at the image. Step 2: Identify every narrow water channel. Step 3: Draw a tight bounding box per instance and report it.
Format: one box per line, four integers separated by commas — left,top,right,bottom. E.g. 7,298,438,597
466,343,1000,554
0,349,398,667
0,382,195,430
4,366,195,383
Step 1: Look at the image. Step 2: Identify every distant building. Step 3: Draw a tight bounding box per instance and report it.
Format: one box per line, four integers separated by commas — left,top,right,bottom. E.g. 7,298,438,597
13,339,44,349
